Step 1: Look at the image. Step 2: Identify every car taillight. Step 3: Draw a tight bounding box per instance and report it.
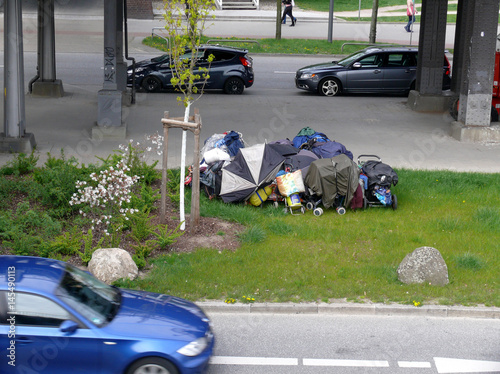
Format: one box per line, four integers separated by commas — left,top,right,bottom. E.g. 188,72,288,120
444,56,451,75
239,56,252,68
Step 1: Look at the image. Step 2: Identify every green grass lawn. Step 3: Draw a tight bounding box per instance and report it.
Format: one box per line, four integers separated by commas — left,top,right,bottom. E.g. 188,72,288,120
1,151,498,307
144,35,399,56
117,169,500,307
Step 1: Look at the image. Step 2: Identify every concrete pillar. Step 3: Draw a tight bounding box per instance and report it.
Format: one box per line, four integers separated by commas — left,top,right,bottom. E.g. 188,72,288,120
451,0,500,143
95,0,126,139
450,0,467,94
116,0,128,92
31,0,64,97
416,0,448,95
1,0,36,153
407,0,450,112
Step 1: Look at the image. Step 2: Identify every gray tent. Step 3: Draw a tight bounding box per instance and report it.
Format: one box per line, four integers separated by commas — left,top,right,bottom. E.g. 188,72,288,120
304,154,359,209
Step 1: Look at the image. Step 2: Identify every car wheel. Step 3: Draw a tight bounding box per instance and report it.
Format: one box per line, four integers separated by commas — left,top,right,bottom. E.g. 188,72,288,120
224,77,245,94
319,78,341,97
142,76,162,93
126,357,179,374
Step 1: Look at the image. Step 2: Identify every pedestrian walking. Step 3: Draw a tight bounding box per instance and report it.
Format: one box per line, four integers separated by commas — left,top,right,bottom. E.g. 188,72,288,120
281,0,296,27
404,0,417,32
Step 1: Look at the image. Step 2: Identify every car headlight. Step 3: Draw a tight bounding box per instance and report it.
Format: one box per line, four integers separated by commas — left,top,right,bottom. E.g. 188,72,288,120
128,67,146,74
177,337,208,357
301,73,316,79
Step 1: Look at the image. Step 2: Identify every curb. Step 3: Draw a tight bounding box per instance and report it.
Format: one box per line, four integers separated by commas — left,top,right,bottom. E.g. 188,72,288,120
198,301,500,319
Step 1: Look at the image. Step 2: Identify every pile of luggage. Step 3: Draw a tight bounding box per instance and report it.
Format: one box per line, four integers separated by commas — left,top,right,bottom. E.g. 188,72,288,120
192,127,398,215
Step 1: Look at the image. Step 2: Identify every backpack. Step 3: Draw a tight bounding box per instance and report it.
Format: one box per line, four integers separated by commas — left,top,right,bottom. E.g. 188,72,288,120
362,160,398,189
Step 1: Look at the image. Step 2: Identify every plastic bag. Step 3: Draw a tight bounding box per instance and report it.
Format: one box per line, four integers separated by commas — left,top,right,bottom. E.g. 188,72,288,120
276,170,305,197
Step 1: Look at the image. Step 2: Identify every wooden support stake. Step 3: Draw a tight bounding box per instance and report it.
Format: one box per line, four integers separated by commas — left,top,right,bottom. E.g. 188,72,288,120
160,109,202,228
190,108,202,227
161,111,170,223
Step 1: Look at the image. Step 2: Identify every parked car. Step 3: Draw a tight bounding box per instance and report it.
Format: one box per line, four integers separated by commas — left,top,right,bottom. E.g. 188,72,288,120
127,44,254,94
295,46,451,97
0,256,214,374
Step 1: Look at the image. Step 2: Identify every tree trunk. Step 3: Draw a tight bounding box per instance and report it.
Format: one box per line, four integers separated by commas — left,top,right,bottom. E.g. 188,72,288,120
369,0,379,43
276,0,282,40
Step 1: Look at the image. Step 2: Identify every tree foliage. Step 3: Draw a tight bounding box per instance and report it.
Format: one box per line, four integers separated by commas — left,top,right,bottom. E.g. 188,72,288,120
162,0,216,107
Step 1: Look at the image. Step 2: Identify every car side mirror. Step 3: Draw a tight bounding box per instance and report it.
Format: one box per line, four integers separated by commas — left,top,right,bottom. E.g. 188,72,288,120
352,62,362,69
60,320,79,334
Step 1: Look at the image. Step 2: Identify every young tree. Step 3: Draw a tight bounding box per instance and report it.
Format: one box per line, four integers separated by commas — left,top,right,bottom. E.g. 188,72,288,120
162,0,215,230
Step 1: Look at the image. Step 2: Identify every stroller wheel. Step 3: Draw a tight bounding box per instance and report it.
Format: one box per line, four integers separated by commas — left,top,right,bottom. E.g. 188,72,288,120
300,206,306,214
313,207,323,216
306,201,314,210
273,201,279,208
392,194,398,210
336,206,346,215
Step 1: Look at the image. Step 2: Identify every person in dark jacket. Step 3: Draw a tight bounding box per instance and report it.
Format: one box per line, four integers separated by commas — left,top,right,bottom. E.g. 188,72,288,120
281,0,296,27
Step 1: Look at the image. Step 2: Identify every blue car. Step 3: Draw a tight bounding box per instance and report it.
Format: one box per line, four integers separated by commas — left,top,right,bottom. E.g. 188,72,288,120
0,256,214,374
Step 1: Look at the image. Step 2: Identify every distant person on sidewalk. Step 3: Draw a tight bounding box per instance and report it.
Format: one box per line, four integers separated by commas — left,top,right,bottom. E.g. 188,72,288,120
281,0,296,27
404,0,417,32
282,0,297,24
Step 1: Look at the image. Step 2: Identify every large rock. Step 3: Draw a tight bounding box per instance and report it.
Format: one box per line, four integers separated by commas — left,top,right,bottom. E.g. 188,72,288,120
397,246,449,286
88,248,138,284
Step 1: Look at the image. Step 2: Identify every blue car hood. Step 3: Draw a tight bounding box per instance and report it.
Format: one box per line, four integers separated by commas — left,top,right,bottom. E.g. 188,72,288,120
102,289,209,341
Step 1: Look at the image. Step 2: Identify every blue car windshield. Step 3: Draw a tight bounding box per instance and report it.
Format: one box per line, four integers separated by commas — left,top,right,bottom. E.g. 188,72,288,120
337,51,367,67
55,265,121,327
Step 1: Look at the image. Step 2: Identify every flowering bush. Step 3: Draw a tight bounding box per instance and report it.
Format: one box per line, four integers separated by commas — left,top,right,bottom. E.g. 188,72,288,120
70,161,140,238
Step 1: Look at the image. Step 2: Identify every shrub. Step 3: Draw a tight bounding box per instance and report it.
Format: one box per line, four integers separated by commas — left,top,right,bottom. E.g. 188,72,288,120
0,150,39,176
32,152,97,217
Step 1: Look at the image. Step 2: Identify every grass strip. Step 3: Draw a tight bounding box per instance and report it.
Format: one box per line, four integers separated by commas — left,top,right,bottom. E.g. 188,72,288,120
117,169,500,307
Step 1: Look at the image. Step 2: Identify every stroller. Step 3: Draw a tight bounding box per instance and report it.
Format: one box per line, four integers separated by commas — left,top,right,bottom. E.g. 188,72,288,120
304,154,360,216
357,155,398,210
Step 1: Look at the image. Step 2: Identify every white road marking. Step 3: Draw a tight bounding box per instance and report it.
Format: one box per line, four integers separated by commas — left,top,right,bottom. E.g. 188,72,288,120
303,358,389,367
210,356,298,366
399,361,432,368
435,357,500,373
210,356,500,372
274,71,296,74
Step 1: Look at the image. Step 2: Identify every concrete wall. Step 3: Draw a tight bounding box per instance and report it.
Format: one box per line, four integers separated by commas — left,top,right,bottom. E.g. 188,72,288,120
127,0,154,19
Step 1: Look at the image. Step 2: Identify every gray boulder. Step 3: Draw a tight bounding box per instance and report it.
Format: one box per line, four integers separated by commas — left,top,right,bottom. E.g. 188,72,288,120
397,246,449,286
88,248,138,284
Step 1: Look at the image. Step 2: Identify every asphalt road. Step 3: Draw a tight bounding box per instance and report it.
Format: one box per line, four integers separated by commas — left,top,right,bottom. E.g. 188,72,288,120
2,51,499,172
207,313,500,373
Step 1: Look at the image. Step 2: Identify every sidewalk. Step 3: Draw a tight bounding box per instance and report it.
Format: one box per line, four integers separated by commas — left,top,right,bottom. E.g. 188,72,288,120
149,4,459,48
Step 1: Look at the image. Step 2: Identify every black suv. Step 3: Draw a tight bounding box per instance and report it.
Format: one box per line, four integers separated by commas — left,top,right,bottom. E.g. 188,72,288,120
127,45,254,94
295,46,451,97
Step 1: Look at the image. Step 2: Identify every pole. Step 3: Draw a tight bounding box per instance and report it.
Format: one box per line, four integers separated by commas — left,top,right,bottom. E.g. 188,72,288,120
328,0,334,43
